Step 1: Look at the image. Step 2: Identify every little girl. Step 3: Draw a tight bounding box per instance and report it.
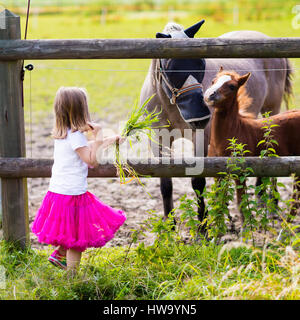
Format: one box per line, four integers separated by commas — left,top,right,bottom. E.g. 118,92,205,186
31,86,126,272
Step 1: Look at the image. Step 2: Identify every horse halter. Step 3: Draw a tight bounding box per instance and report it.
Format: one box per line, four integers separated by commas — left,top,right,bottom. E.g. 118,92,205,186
157,59,204,105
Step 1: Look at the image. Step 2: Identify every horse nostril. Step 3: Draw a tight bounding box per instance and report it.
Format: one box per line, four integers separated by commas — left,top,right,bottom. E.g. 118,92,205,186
209,92,216,100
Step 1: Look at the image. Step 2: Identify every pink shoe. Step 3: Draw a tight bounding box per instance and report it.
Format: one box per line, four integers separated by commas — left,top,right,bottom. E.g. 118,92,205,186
48,249,67,270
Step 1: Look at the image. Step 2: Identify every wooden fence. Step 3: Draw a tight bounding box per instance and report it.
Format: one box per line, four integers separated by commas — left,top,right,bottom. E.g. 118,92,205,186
1,157,300,178
1,37,300,59
0,8,300,248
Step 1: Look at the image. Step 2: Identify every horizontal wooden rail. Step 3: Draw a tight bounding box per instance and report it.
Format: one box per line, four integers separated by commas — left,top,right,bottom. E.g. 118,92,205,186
1,38,300,60
0,157,300,178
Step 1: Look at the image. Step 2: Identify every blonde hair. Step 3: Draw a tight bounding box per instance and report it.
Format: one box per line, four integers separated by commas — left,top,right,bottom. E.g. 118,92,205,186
52,87,91,139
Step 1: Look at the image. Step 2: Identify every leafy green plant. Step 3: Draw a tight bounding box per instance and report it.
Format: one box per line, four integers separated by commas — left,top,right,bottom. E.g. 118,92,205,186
176,193,201,241
203,112,298,245
257,112,279,159
204,137,259,242
204,150,237,239
254,112,283,240
226,138,258,242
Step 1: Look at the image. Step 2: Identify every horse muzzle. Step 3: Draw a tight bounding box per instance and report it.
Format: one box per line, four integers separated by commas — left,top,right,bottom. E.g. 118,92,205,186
189,118,210,130
174,89,211,130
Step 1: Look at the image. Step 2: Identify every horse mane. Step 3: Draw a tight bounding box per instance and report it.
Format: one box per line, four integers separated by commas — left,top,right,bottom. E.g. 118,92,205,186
163,22,184,34
217,70,255,119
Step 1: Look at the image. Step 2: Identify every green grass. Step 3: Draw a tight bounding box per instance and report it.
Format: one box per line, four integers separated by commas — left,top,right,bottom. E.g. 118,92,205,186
2,2,300,300
0,239,299,300
18,6,300,124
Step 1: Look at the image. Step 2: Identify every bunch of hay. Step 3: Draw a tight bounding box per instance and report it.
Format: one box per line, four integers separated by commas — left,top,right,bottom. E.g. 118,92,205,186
115,95,169,185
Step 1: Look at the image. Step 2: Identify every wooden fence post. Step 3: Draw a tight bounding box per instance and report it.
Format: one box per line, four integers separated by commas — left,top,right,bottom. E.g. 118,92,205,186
0,10,29,248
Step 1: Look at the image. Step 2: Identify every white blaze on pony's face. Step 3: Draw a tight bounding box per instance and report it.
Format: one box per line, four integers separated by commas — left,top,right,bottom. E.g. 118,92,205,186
204,75,232,106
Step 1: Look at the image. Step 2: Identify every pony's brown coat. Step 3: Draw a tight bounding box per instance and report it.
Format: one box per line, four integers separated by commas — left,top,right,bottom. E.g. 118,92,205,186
208,70,300,157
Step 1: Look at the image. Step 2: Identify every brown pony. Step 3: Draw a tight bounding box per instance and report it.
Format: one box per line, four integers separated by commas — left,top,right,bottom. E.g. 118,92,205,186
204,68,300,224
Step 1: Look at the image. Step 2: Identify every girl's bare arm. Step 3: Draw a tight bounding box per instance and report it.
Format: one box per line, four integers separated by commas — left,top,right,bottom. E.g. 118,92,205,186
76,135,122,167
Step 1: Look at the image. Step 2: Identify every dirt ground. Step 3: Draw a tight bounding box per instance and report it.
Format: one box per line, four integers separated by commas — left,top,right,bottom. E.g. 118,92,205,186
22,114,299,250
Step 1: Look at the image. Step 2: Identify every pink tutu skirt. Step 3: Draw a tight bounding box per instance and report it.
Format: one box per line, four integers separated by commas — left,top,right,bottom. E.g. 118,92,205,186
31,191,126,252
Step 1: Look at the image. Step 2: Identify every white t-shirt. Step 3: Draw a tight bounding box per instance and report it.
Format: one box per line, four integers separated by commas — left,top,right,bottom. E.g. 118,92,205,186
49,129,88,195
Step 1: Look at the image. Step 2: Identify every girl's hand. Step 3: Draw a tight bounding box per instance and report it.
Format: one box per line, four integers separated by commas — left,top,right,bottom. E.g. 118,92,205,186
87,122,102,137
115,135,126,144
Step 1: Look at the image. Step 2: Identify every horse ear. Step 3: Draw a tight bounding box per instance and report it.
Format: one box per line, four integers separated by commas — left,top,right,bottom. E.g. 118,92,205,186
184,19,205,38
156,32,171,38
238,72,251,87
219,66,224,73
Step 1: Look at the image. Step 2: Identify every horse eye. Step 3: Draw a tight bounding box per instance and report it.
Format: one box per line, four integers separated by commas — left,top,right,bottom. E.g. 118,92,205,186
229,84,236,90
